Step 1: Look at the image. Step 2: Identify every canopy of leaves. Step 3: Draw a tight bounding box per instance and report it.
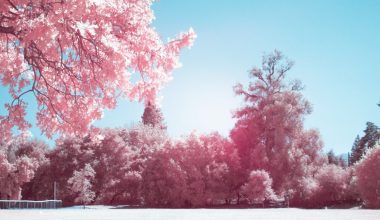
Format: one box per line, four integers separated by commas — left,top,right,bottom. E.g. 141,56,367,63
0,0,196,140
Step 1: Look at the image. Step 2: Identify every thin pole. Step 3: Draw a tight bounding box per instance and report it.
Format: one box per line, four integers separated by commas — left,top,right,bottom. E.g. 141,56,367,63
54,181,57,200
54,181,57,209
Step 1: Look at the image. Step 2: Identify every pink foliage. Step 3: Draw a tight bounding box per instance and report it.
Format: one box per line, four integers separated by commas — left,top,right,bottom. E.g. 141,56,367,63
311,164,352,207
241,170,276,204
0,0,196,140
201,133,244,204
0,137,47,199
142,147,188,207
290,164,358,208
141,102,166,129
355,146,380,208
142,132,242,207
285,129,326,204
68,163,96,206
24,124,167,205
16,125,365,208
231,51,325,202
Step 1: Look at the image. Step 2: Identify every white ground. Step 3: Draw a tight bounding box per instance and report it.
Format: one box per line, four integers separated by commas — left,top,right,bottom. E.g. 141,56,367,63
1,206,380,220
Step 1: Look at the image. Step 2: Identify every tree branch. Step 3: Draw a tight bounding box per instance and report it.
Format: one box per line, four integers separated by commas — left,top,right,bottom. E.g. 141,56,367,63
0,26,15,35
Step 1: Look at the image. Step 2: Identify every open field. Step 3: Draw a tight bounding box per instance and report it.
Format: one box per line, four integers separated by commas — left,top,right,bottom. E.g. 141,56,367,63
1,207,380,220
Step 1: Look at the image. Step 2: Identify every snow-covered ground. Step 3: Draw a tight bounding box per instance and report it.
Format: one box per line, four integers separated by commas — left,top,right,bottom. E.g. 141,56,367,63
1,207,380,220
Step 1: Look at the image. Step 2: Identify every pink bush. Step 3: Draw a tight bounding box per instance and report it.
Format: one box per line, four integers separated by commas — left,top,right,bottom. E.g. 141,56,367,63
240,170,276,204
290,164,358,208
355,146,380,208
312,164,351,207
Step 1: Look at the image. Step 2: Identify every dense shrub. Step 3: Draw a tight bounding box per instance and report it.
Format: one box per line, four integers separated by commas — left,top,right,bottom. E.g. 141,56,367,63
355,146,380,208
240,170,276,204
311,164,351,207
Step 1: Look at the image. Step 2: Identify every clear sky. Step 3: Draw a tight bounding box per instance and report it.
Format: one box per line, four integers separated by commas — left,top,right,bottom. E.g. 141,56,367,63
1,0,380,154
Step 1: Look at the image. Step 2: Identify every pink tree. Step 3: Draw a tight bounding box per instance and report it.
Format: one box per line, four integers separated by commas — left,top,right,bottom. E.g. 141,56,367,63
141,146,188,207
177,133,244,206
200,132,244,205
285,129,326,205
24,124,168,205
0,0,196,140
68,163,96,208
355,145,380,208
240,170,276,204
99,124,168,204
310,164,351,207
231,50,325,201
141,102,166,129
142,134,208,207
0,136,48,199
141,132,243,207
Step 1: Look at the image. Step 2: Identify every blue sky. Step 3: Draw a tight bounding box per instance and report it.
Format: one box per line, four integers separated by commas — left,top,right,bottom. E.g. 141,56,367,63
1,0,380,154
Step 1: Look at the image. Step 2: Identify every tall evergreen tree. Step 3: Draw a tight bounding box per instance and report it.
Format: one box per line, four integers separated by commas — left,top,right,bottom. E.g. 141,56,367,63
350,122,379,165
142,102,167,130
349,135,361,165
327,150,339,165
327,150,346,167
361,122,379,150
